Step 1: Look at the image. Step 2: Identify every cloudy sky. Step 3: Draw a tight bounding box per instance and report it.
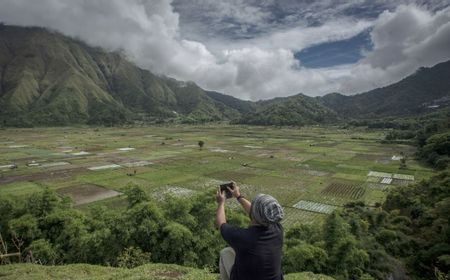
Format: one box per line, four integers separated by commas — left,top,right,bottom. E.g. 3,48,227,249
1,0,450,100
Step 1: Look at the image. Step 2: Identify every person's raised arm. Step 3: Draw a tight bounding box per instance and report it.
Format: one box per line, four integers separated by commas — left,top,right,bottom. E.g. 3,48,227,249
228,182,251,215
215,187,226,229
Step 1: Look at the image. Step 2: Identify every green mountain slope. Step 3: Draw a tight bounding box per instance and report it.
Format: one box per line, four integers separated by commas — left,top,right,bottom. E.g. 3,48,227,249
235,93,338,125
318,60,450,118
0,25,239,126
236,60,450,125
1,25,449,126
205,90,256,114
0,263,334,280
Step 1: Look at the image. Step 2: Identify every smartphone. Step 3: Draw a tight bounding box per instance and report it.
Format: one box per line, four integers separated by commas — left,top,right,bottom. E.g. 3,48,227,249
220,182,234,199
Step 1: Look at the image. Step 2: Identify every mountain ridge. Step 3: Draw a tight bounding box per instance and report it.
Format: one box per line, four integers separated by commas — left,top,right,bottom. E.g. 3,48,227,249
318,60,450,118
0,25,240,126
1,24,450,126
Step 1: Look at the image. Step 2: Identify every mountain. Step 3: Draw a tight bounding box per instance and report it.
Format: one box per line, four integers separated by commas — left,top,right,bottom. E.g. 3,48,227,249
1,24,449,127
233,60,450,125
234,93,338,125
205,90,256,114
318,60,450,118
205,91,339,126
0,25,240,126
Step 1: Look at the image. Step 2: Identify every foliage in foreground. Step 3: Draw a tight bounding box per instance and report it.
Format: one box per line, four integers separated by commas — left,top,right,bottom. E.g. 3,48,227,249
0,263,334,280
1,171,449,279
283,171,450,280
0,187,247,269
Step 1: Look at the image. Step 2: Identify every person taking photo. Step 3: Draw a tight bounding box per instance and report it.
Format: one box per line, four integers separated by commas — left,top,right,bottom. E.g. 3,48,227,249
215,182,284,280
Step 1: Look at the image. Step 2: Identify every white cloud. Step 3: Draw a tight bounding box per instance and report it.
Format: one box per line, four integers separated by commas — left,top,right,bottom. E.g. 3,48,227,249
200,17,373,54
0,1,449,100
339,4,450,94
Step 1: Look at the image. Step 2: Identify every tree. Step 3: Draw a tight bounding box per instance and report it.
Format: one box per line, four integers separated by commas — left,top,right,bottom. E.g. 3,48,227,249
399,157,407,169
157,222,195,265
8,214,41,245
26,188,60,217
124,185,149,208
26,239,58,265
163,196,196,228
323,211,349,251
283,243,328,273
125,201,164,254
198,140,205,150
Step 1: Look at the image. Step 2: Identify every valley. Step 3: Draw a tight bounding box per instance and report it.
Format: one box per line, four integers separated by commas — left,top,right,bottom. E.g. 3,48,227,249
0,125,434,227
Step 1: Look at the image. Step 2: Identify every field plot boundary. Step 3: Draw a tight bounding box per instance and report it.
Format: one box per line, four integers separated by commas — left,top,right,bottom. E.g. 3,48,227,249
393,173,414,181
121,161,153,167
380,178,392,184
292,200,337,214
368,171,414,181
117,147,135,151
321,182,366,199
392,179,413,186
365,182,389,191
368,171,392,178
88,164,121,171
56,184,122,205
0,164,17,169
282,207,325,226
8,145,29,148
71,151,91,156
40,162,70,168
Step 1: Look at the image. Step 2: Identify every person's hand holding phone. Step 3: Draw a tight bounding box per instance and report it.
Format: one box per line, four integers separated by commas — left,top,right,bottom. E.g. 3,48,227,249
227,181,240,198
216,186,225,205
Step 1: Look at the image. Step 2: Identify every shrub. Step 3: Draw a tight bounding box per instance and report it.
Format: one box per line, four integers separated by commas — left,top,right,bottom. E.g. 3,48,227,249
116,246,151,268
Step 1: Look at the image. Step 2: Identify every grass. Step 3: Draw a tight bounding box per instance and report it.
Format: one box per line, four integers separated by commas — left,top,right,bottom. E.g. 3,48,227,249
0,125,436,225
0,181,44,196
0,263,335,280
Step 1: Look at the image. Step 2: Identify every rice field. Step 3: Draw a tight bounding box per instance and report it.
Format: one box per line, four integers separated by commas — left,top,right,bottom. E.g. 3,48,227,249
292,200,336,214
0,125,435,227
56,184,122,205
321,182,365,199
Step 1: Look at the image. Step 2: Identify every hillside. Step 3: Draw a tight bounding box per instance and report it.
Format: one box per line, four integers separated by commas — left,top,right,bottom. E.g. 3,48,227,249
0,263,334,280
1,25,450,126
205,90,256,114
0,25,239,126
318,60,450,118
234,60,450,125
234,93,338,125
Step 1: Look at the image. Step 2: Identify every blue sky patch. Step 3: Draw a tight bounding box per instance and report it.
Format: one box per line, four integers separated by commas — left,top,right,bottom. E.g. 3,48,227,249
295,31,373,68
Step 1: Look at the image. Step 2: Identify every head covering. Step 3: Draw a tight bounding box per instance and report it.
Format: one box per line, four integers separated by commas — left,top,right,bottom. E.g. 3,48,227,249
250,194,284,225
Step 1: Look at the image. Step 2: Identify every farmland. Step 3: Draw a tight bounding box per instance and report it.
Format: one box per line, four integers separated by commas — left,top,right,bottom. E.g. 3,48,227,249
0,125,435,226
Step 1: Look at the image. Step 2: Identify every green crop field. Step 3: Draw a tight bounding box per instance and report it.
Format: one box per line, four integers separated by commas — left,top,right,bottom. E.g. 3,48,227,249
0,125,435,226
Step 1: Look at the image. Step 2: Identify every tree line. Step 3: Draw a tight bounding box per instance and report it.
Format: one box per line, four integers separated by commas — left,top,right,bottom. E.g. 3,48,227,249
1,170,449,279
0,186,247,270
349,110,450,170
284,170,450,279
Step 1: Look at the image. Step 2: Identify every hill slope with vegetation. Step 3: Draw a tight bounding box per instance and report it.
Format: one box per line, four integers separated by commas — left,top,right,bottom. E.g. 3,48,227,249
0,263,334,280
234,59,450,125
2,25,450,127
318,60,450,119
233,93,338,126
0,25,239,126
